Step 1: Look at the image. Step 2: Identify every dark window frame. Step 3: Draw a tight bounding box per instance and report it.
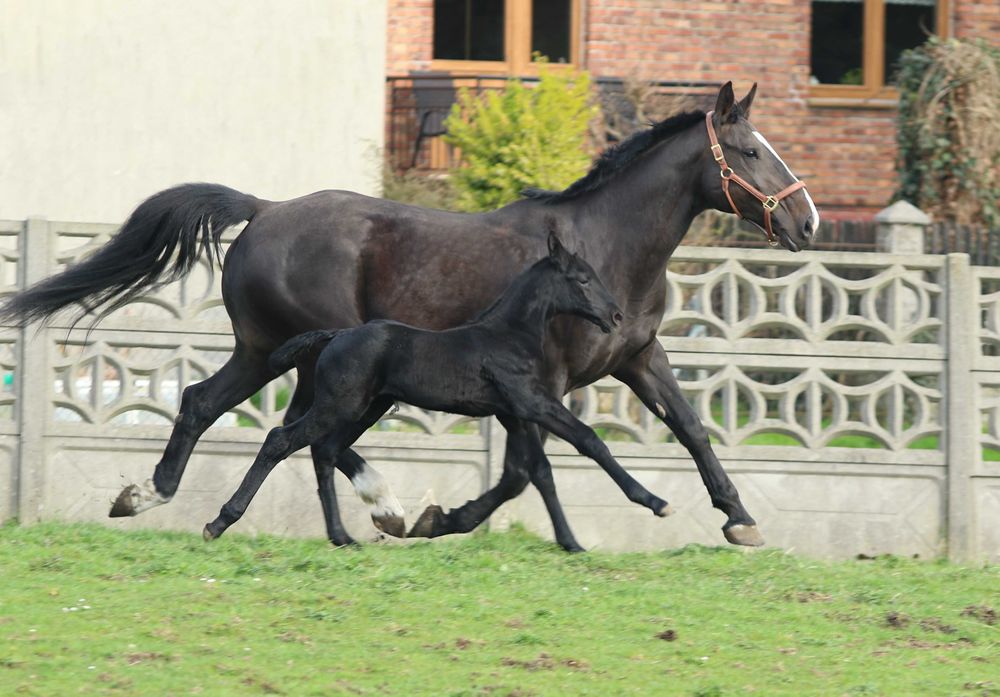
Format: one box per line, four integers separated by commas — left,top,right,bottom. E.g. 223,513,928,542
808,0,950,105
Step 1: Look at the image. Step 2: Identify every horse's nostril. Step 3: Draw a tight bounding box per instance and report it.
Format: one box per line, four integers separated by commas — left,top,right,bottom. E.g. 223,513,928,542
803,218,814,238
613,312,624,325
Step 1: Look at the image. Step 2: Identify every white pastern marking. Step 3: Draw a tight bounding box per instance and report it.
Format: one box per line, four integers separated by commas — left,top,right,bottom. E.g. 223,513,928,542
655,402,666,419
131,478,170,514
351,465,405,520
753,131,820,231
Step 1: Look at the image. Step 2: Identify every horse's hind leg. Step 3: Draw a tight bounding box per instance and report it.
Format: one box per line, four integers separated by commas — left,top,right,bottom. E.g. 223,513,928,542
408,415,531,539
109,345,273,517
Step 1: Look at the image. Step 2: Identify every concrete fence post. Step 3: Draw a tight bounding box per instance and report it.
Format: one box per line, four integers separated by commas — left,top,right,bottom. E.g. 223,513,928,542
16,217,51,523
945,253,977,561
874,200,930,254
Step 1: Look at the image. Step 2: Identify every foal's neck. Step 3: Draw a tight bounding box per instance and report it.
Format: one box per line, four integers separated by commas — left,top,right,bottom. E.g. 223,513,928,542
478,264,560,345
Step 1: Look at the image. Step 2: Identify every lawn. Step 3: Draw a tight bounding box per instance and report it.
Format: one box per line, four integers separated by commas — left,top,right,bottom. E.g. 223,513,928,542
0,522,996,696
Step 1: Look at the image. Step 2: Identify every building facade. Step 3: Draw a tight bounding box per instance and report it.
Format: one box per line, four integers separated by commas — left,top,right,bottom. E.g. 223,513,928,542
386,0,999,219
1,0,386,222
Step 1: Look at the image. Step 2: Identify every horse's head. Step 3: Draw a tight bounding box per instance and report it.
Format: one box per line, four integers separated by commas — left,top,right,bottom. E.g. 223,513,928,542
702,82,819,251
545,231,623,333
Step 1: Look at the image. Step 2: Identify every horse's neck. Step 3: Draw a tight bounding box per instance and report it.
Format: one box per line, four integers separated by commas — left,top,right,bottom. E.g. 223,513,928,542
572,130,707,296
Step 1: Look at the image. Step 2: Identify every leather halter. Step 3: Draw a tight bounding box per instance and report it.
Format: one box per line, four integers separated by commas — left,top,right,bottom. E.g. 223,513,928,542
705,110,807,247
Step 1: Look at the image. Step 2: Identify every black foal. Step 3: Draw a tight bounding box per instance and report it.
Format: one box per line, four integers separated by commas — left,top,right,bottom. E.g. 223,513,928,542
203,233,672,542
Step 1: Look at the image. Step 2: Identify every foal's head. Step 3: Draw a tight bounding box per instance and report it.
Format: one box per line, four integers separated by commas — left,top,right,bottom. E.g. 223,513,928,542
541,232,623,333
702,82,820,251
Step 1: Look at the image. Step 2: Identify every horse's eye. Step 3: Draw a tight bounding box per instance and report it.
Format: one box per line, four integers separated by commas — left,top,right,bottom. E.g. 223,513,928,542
578,277,590,286
743,148,759,159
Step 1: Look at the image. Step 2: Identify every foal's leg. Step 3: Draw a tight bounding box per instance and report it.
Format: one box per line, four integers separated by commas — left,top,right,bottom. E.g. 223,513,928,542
284,375,355,547
408,415,531,539
202,416,339,540
312,398,403,539
521,397,672,517
109,345,273,517
614,343,762,546
522,423,585,552
204,397,393,540
293,357,406,541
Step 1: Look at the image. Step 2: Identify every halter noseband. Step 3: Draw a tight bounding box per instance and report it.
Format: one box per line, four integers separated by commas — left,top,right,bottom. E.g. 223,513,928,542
705,110,807,247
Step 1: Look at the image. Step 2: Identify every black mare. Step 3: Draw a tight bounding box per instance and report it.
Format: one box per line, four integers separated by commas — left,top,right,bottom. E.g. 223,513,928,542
1,82,819,551
203,232,676,540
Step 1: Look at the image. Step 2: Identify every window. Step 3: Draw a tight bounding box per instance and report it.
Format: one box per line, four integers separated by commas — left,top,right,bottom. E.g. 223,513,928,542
432,0,579,74
809,0,948,102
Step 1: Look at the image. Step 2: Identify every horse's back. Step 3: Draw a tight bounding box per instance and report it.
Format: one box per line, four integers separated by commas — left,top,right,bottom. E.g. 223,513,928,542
221,189,544,352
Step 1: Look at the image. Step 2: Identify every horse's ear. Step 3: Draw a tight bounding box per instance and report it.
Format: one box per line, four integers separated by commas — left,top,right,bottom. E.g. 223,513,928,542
547,231,569,269
714,81,737,124
738,82,757,119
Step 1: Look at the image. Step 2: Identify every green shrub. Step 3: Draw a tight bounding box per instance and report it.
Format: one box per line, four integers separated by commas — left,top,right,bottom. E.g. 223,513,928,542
895,37,1000,227
444,62,597,212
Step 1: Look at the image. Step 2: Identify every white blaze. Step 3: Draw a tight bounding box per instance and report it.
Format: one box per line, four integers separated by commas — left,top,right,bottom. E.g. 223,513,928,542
752,130,820,232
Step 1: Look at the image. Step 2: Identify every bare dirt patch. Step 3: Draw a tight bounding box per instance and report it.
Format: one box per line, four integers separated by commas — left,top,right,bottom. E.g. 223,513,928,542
961,605,997,626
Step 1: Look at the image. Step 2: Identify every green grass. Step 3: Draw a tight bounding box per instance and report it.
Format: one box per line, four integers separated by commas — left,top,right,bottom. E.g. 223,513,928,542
1,523,996,696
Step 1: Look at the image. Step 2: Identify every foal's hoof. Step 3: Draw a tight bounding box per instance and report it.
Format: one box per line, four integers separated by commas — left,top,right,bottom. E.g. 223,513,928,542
372,513,406,539
407,504,446,538
723,524,765,547
656,503,675,517
202,525,216,542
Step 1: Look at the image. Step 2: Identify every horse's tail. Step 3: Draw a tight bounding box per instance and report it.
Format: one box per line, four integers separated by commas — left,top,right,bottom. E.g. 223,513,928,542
268,329,341,375
0,183,263,326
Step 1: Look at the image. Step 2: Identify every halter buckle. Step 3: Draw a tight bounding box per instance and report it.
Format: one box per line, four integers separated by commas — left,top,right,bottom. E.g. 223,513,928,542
710,144,725,162
763,196,779,212
767,236,780,247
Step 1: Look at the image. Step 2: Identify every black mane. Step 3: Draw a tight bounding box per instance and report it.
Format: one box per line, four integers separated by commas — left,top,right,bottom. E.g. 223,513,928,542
522,110,706,204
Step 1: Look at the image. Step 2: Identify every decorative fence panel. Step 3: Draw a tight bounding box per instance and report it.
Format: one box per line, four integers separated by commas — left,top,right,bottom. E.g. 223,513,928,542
1,219,997,561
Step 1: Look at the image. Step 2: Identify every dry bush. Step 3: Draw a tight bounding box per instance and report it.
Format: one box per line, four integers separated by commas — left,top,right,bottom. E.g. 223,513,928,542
896,38,1000,227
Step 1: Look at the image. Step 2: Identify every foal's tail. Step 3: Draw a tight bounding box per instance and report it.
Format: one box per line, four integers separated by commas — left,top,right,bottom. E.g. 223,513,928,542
0,183,263,325
269,329,341,374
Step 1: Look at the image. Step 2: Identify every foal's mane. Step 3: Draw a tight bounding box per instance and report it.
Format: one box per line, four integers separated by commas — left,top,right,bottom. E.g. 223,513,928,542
522,110,706,204
467,256,555,325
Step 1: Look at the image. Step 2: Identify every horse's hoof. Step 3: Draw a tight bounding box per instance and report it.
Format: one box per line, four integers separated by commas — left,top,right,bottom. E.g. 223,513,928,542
108,479,169,518
330,535,359,548
560,542,586,554
723,524,764,547
372,513,406,539
109,485,140,517
656,503,675,517
407,504,445,538
202,524,217,542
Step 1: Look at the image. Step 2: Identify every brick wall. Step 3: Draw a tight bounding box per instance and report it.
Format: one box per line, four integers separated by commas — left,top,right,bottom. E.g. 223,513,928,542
387,0,433,75
954,0,1000,41
387,0,996,218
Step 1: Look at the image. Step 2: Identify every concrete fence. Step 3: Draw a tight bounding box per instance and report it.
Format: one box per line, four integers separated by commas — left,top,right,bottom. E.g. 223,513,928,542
1,204,998,562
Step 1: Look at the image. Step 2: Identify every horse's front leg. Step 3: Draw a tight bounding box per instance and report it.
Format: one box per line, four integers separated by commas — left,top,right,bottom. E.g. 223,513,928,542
614,343,763,547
